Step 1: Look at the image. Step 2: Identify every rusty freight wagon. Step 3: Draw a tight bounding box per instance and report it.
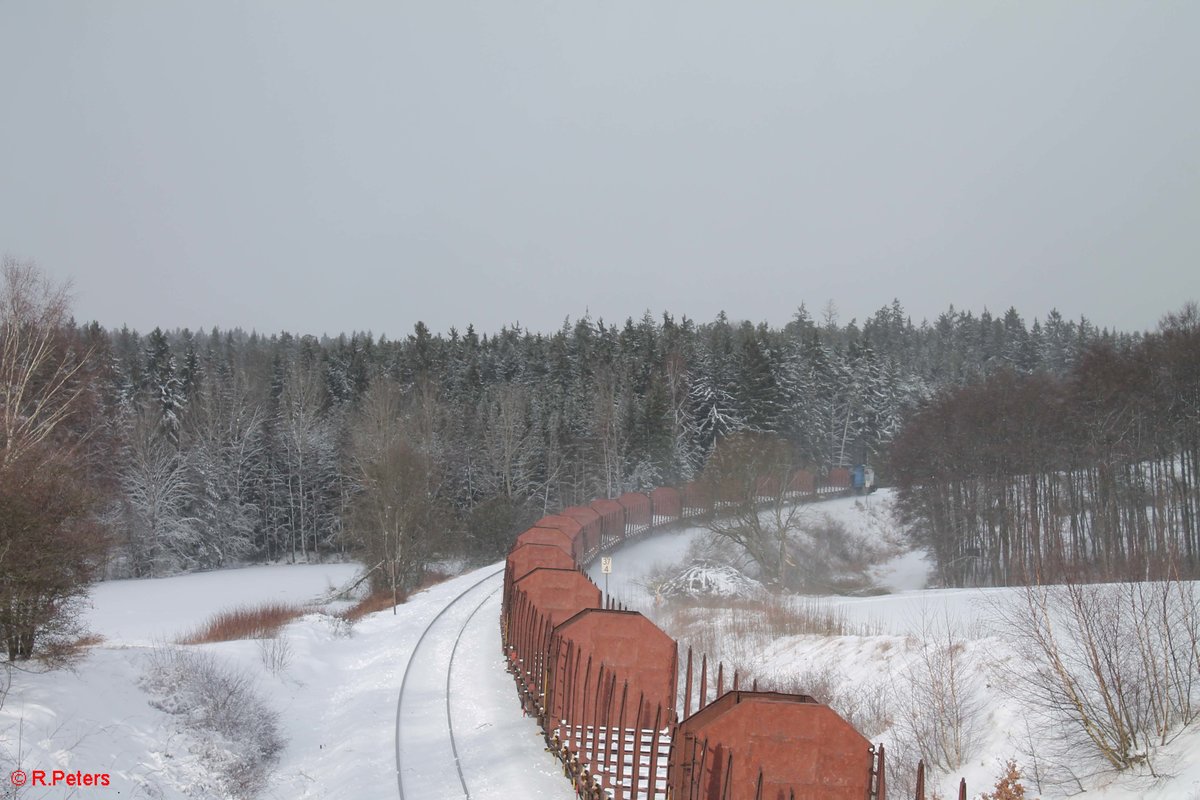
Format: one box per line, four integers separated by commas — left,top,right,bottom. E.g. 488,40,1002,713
668,691,875,800
498,469,908,800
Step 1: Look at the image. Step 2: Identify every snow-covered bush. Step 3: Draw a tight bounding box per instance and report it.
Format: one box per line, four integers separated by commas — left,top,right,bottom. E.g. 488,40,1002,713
141,647,284,799
682,532,757,575
658,563,765,600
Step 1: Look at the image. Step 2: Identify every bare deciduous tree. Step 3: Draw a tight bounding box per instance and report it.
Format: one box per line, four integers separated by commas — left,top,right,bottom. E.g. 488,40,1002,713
0,258,92,471
700,433,804,587
0,258,108,659
345,379,452,606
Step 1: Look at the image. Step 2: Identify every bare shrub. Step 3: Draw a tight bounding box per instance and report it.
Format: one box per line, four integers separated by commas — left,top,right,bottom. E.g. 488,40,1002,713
317,610,354,638
661,594,876,668
768,661,841,701
774,596,871,637
836,678,893,739
141,647,284,799
331,568,452,625
257,635,292,676
999,576,1200,783
178,602,305,644
771,664,892,739
1011,718,1050,794
883,732,921,799
659,597,729,661
38,632,104,668
892,615,984,774
789,516,877,594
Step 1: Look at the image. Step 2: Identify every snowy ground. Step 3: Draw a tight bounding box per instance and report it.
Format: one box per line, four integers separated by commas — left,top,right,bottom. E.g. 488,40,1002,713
588,492,1200,800
82,563,362,645
393,568,572,799
1,563,573,800
5,493,1200,800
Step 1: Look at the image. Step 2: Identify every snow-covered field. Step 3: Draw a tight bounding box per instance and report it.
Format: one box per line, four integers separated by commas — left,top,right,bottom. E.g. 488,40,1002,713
1,563,573,800
5,494,1200,800
83,563,362,645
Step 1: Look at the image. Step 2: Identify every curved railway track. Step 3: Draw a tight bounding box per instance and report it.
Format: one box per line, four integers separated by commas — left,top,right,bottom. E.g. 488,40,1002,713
395,568,504,800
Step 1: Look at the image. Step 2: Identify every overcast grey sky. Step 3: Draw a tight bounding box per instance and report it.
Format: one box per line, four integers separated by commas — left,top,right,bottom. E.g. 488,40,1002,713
1,2,1196,337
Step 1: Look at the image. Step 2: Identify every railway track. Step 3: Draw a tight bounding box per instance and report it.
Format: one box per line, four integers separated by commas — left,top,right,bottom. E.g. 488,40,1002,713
395,568,504,800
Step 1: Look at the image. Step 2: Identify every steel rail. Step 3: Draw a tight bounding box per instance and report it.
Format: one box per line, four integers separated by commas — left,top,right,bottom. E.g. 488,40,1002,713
395,567,505,800
446,584,503,795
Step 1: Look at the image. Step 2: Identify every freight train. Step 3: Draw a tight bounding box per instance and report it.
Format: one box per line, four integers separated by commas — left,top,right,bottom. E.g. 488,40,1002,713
500,468,892,800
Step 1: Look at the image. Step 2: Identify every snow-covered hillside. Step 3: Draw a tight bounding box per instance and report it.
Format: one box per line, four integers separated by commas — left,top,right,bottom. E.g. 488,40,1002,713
586,492,1200,800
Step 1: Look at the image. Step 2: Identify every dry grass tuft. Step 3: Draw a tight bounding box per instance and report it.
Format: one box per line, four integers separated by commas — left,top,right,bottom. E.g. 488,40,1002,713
664,594,874,646
39,632,106,666
658,594,880,679
179,602,306,644
340,590,401,622
415,569,453,591
337,570,455,623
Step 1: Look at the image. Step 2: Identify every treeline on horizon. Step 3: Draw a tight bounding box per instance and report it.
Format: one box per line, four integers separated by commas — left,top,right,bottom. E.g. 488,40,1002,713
84,298,1135,582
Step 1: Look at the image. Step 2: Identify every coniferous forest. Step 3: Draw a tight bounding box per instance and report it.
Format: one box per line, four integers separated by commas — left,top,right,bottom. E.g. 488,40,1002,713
4,259,1199,647
82,293,1185,583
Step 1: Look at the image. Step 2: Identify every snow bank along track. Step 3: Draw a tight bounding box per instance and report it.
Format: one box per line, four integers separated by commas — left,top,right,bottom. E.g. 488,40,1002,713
501,472,964,800
396,568,504,800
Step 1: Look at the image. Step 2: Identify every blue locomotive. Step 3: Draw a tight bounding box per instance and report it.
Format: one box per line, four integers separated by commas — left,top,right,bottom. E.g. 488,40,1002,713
851,464,876,493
